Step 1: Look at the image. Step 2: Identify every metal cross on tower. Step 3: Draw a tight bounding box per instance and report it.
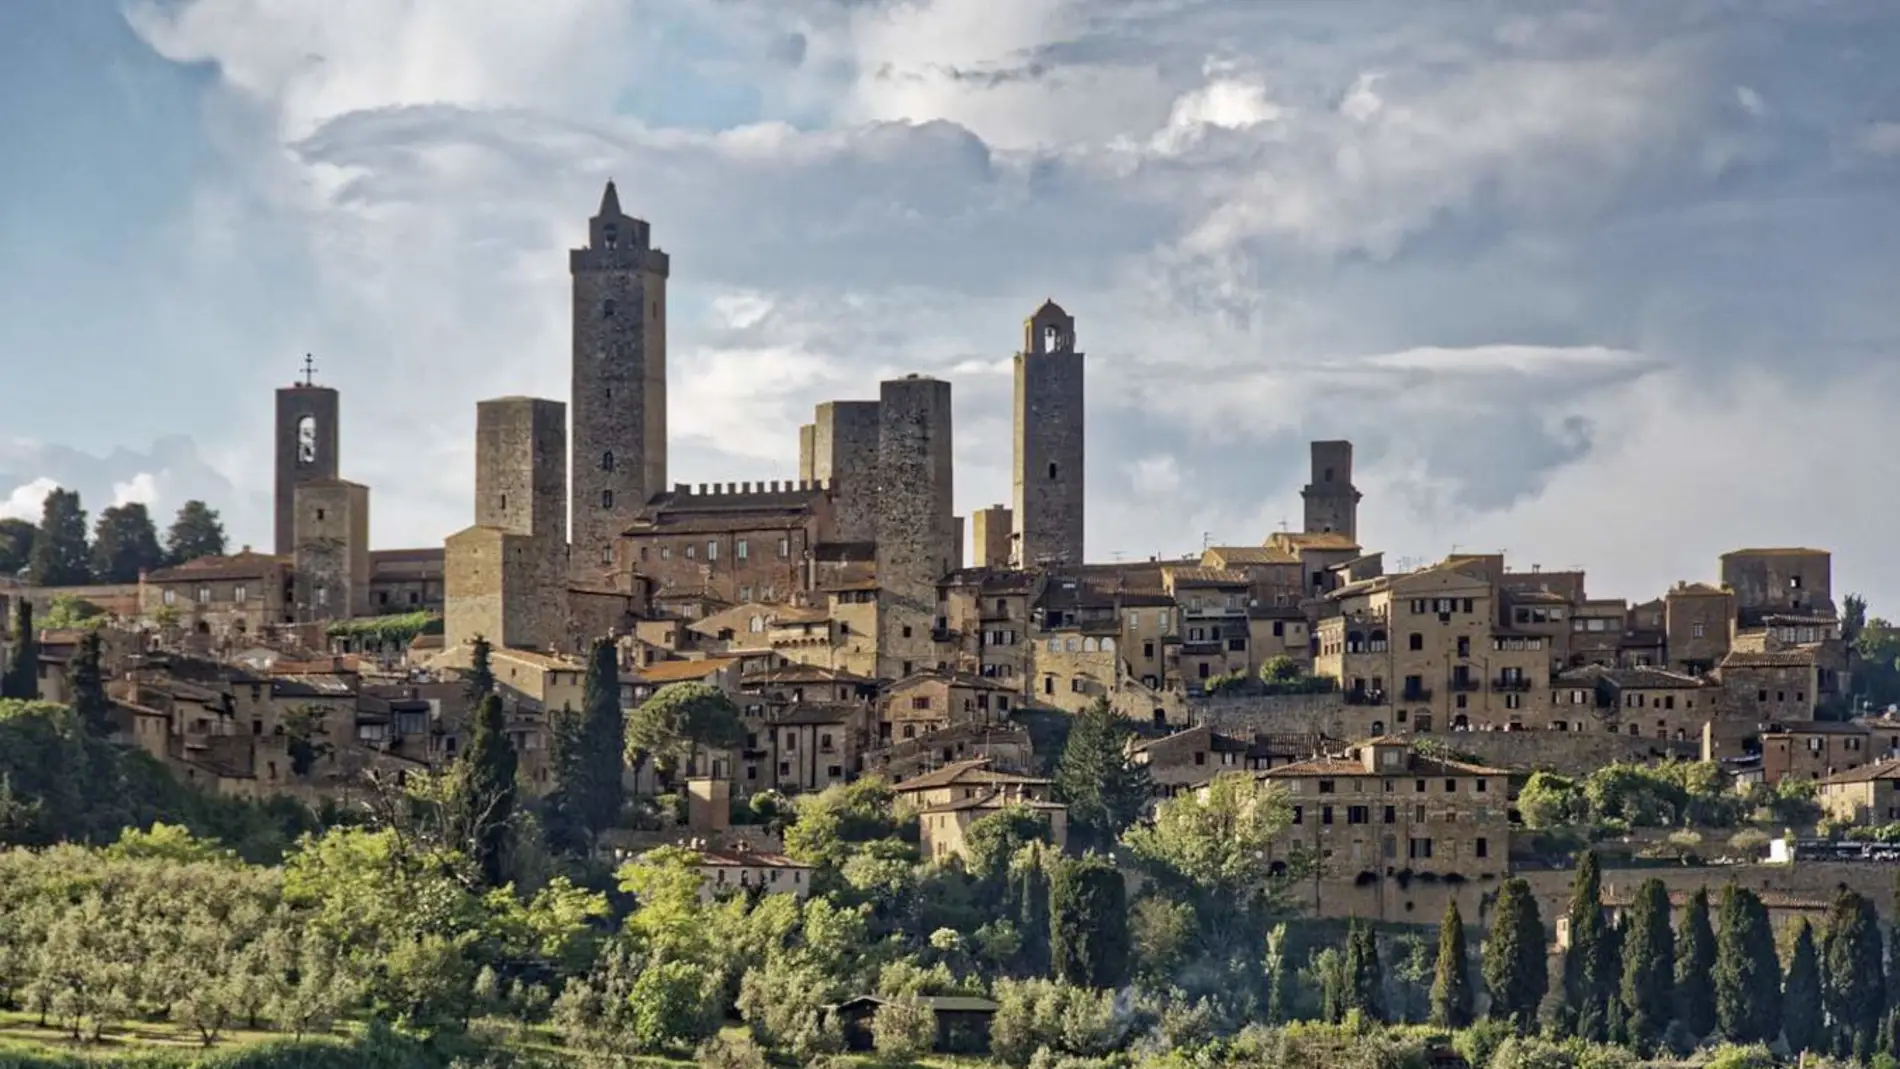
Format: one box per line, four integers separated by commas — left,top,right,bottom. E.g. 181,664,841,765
301,353,317,386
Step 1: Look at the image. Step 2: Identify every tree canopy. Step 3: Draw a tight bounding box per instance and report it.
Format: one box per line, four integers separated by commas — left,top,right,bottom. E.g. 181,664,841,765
28,487,91,587
91,502,165,584
164,500,227,566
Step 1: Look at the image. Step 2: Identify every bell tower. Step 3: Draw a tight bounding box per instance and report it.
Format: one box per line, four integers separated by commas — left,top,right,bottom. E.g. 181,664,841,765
570,180,670,575
1011,299,1085,569
274,354,339,556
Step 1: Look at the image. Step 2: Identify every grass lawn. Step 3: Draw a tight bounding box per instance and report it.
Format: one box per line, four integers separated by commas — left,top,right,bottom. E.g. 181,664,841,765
0,1011,294,1053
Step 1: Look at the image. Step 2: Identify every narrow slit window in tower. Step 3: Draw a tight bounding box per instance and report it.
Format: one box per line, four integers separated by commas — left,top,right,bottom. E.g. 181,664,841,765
1048,462,1058,480
1043,326,1060,352
601,490,614,509
602,451,615,472
603,299,616,318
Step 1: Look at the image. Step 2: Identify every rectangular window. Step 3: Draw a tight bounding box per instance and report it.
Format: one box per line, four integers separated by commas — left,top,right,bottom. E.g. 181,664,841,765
1383,805,1396,823
1322,806,1335,825
1476,837,1489,859
685,545,695,560
736,539,749,560
1348,806,1369,825
1291,806,1303,825
198,586,211,604
233,585,247,603
707,541,718,561
778,538,790,558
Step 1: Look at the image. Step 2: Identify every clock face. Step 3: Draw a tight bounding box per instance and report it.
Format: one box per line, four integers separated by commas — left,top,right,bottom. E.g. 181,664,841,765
297,416,318,464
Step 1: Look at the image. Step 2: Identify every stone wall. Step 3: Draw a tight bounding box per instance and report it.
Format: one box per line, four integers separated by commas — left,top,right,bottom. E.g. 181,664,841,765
874,376,955,678
274,384,339,556
1300,439,1360,541
1518,860,1898,928
809,400,881,544
1012,302,1085,569
292,479,370,621
570,193,670,572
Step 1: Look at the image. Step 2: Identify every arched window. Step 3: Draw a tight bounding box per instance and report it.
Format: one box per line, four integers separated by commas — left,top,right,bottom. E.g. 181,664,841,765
602,451,615,471
1371,720,1385,737
749,615,765,634
601,490,614,509
1101,637,1115,652
1452,714,1470,731
1083,638,1098,652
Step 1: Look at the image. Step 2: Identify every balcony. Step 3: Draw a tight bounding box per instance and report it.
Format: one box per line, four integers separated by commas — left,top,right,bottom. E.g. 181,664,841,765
1345,689,1387,706
1448,677,1482,693
1401,686,1433,702
1492,677,1535,693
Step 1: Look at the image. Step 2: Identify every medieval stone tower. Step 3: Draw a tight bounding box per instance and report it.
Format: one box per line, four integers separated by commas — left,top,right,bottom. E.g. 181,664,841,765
445,397,570,653
1301,440,1362,541
274,367,340,556
799,400,882,544
292,478,370,622
875,375,955,678
1012,300,1085,569
570,180,669,573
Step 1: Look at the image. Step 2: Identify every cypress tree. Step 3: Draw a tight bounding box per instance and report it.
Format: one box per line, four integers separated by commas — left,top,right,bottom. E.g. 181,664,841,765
1620,878,1675,1053
556,638,626,852
1344,920,1386,1023
27,489,91,587
1431,899,1473,1028
1675,887,1718,1039
1889,871,1900,1011
1,600,37,700
1484,877,1548,1033
1782,918,1824,1056
1561,850,1614,1039
1053,698,1153,851
71,630,110,734
1714,884,1781,1044
465,636,495,706
459,693,518,887
1265,923,1294,1025
1823,889,1885,1060
1049,854,1130,990
90,503,164,583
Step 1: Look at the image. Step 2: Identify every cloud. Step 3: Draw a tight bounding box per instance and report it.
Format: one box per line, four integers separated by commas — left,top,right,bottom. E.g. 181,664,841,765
56,0,1900,614
0,478,59,523
0,437,257,540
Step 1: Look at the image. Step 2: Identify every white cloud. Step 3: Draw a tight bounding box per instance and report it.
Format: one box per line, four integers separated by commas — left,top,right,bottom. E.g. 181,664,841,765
0,478,59,522
112,473,161,509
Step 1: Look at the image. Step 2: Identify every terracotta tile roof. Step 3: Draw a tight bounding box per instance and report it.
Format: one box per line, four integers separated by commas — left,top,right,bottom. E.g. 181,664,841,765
1722,649,1818,669
1260,742,1508,778
884,668,1015,692
1819,757,1900,785
1763,721,1868,737
1668,582,1728,596
144,551,286,583
1599,666,1708,690
919,788,1065,815
1202,546,1298,566
1164,566,1250,587
1274,532,1361,551
689,849,813,869
492,647,586,671
636,657,739,684
744,664,876,686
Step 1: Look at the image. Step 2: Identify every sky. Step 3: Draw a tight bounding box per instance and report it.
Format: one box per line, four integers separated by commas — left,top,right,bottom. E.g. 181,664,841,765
0,0,1896,610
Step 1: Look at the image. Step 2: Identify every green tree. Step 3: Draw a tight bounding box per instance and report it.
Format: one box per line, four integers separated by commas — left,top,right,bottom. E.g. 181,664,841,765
625,677,741,783
871,994,938,1064
0,518,35,576
1264,921,1295,1024
1676,887,1718,1038
627,958,722,1052
1484,877,1548,1033
1714,884,1780,1044
1823,889,1885,1059
1561,850,1615,1039
2,600,36,700
464,636,495,707
1120,773,1298,916
1889,870,1900,1012
1344,920,1386,1023
1052,698,1151,850
963,806,1050,884
164,500,226,566
27,488,91,587
70,630,109,736
90,502,164,583
1619,878,1675,1053
1782,918,1824,1056
458,693,518,886
1049,854,1129,990
40,594,103,631
1432,899,1474,1028
1517,771,1588,829
557,639,634,852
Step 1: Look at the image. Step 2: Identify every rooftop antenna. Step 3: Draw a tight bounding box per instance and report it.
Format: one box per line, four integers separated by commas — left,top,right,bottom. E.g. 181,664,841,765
301,353,317,386
1278,518,1291,532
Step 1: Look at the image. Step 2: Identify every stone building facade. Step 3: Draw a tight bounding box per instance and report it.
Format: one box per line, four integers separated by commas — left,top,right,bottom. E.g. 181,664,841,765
874,375,956,679
1012,300,1085,569
622,482,833,605
291,478,370,622
1300,440,1362,542
139,552,293,640
570,181,669,574
800,400,881,544
444,397,570,653
1663,582,1734,675
1720,548,1833,627
970,505,1013,569
274,378,340,556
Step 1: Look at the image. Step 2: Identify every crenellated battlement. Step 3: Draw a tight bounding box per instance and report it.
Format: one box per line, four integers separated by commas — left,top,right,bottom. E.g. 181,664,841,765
663,478,835,501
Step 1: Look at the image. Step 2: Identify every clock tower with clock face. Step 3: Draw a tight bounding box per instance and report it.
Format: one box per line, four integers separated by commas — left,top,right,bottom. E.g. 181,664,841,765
275,358,340,556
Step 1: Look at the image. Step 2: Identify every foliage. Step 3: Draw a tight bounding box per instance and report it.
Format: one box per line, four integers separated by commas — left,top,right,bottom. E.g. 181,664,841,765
457,694,518,887
0,516,35,576
464,636,495,706
1342,920,1385,1023
40,593,105,631
1618,878,1673,1053
989,978,1127,1068
1431,900,1472,1028
71,630,109,735
1053,698,1152,850
627,957,723,1052
91,502,165,584
28,487,92,587
872,994,938,1064
1120,773,1298,913
1561,851,1615,1040
1049,854,1130,990
1823,888,1885,1060
1131,895,1196,985
1484,877,1548,1032
1518,772,1588,831
965,805,1053,883
3,600,38,701
1782,918,1824,1055
323,611,437,647
164,500,228,566
1674,887,1717,1040
784,777,909,870
1713,884,1780,1044
555,639,631,852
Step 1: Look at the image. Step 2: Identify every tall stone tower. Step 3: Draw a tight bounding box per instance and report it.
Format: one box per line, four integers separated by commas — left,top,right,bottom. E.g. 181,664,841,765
570,180,669,574
445,397,570,654
292,478,370,622
1012,300,1085,569
274,359,340,556
875,375,955,679
971,505,1013,568
805,400,882,544
1301,440,1362,541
